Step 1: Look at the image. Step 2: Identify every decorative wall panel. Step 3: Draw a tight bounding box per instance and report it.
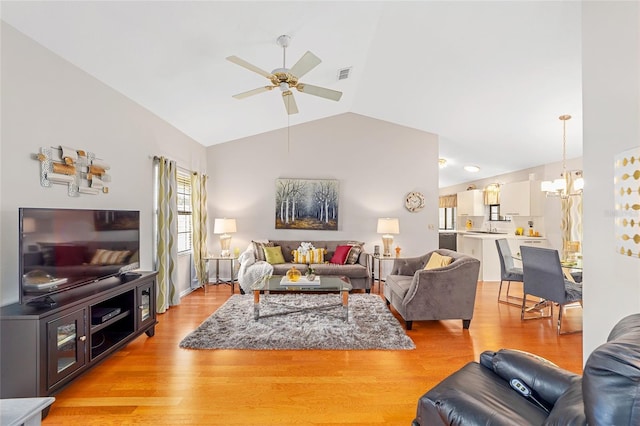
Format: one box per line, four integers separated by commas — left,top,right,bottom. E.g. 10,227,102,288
614,146,640,257
35,146,110,196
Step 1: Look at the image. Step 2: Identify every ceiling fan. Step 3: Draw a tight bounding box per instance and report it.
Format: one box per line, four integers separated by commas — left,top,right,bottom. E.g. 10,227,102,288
226,35,342,115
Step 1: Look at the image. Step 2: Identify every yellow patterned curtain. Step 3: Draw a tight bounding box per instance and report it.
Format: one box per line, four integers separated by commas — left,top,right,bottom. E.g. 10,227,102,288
155,157,179,313
191,172,208,285
561,171,583,259
439,194,457,208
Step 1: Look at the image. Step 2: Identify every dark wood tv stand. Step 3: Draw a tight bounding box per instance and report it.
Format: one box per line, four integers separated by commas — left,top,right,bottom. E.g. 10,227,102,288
0,271,157,399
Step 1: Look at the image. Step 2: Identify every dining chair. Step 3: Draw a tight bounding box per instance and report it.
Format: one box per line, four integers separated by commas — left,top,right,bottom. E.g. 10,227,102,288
520,246,583,334
495,239,524,306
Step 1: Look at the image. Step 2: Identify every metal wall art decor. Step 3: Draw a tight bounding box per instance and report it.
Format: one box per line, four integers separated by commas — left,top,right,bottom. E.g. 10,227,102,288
35,146,110,196
614,146,640,258
275,178,338,230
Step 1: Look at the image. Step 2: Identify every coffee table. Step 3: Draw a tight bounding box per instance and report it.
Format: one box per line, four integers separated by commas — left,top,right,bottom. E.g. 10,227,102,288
252,275,352,321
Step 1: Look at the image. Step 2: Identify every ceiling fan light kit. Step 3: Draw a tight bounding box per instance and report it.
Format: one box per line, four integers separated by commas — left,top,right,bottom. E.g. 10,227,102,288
227,34,343,115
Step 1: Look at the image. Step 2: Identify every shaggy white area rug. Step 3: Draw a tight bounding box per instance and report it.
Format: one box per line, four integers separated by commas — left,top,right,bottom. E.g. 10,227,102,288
179,293,415,350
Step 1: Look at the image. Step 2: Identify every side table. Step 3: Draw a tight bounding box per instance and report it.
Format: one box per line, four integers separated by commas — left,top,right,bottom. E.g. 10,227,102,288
0,397,55,426
372,255,402,294
203,256,238,294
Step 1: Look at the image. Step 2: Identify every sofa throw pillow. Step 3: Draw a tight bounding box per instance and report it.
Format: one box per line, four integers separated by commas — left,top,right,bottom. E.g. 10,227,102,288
424,252,453,270
264,246,285,264
252,240,274,262
330,245,352,265
345,244,362,264
292,249,306,264
90,249,131,265
292,248,326,264
310,248,326,264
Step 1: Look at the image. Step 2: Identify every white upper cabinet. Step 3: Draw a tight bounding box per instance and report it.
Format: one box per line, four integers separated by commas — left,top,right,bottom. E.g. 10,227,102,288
500,181,544,216
457,189,485,216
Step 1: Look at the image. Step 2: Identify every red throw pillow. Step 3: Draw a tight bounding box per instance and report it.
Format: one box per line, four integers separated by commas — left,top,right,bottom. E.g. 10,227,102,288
54,245,87,266
330,245,352,265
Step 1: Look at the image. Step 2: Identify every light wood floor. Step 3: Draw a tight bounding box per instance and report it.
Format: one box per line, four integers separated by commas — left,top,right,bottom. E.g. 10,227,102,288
42,281,583,426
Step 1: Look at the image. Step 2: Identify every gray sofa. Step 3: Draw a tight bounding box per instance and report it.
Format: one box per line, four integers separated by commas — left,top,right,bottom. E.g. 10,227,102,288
269,240,371,291
412,313,640,425
383,249,481,330
23,240,139,278
249,239,371,292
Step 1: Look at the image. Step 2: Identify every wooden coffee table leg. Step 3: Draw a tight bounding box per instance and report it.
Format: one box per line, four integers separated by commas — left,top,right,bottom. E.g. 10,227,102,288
342,290,349,321
253,290,260,320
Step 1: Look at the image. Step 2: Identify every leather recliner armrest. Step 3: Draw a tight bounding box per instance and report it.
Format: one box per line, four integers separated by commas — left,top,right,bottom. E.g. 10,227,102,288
479,350,497,369
489,349,580,406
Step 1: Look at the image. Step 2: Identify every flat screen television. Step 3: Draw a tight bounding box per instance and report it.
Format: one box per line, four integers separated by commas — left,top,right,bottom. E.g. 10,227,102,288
19,207,140,305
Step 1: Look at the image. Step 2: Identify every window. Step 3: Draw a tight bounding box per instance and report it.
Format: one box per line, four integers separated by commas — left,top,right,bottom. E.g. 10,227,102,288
177,171,193,252
489,204,501,221
439,207,456,230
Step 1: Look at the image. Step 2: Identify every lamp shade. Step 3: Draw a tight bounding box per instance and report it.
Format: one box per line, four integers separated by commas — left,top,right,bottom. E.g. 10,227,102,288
23,218,36,233
377,218,399,235
213,218,237,234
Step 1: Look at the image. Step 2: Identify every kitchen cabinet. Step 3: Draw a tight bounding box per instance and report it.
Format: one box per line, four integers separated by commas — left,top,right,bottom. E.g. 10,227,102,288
500,181,544,216
507,237,549,257
457,190,485,216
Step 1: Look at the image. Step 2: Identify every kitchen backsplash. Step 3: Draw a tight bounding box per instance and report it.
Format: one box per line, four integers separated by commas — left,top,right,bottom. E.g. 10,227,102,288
458,216,546,236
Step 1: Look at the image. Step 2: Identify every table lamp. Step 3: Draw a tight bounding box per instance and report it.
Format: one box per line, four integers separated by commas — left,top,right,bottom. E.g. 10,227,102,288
377,218,399,257
214,218,237,257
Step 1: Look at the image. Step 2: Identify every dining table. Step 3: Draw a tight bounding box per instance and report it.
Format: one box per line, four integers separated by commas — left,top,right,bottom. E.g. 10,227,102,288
512,255,582,282
560,259,582,282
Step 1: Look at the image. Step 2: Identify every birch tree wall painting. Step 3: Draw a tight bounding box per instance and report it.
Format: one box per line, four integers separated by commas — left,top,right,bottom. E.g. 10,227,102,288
275,178,339,230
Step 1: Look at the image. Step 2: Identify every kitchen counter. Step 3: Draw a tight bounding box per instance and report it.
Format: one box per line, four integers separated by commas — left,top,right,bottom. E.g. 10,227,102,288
457,232,548,281
457,231,546,239
459,231,507,239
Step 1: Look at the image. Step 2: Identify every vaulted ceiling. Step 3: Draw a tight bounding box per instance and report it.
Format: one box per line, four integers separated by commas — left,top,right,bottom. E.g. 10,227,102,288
1,1,583,187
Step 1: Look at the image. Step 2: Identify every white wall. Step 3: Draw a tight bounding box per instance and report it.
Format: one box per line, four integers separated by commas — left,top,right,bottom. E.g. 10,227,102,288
207,113,440,258
582,2,640,357
0,23,207,305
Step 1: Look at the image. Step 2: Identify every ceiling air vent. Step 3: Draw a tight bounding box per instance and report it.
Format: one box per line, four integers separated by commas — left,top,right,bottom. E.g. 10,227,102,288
337,67,352,80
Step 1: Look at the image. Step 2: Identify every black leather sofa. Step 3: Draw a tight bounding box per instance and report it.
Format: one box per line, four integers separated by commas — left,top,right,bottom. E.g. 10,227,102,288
412,313,640,425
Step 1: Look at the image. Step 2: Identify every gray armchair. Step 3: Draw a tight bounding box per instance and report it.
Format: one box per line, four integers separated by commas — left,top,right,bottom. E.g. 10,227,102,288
520,246,583,334
383,249,481,330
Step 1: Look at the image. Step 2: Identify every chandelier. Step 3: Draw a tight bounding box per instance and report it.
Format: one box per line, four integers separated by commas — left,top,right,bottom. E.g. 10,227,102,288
541,114,584,198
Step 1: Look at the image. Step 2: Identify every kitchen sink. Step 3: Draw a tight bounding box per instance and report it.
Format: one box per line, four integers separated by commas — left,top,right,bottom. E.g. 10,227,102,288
468,231,508,234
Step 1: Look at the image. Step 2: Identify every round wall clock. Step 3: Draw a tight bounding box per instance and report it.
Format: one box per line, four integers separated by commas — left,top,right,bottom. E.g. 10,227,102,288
405,191,425,212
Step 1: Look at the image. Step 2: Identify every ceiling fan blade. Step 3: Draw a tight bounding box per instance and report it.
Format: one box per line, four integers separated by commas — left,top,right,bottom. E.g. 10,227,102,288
226,56,273,79
296,83,342,101
282,91,299,115
289,51,322,78
232,86,273,100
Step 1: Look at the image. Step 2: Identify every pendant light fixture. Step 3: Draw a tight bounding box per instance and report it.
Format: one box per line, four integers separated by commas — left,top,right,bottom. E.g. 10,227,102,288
541,115,584,198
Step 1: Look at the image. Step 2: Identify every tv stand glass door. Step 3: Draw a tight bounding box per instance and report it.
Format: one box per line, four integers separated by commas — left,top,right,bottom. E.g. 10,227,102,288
47,308,87,388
